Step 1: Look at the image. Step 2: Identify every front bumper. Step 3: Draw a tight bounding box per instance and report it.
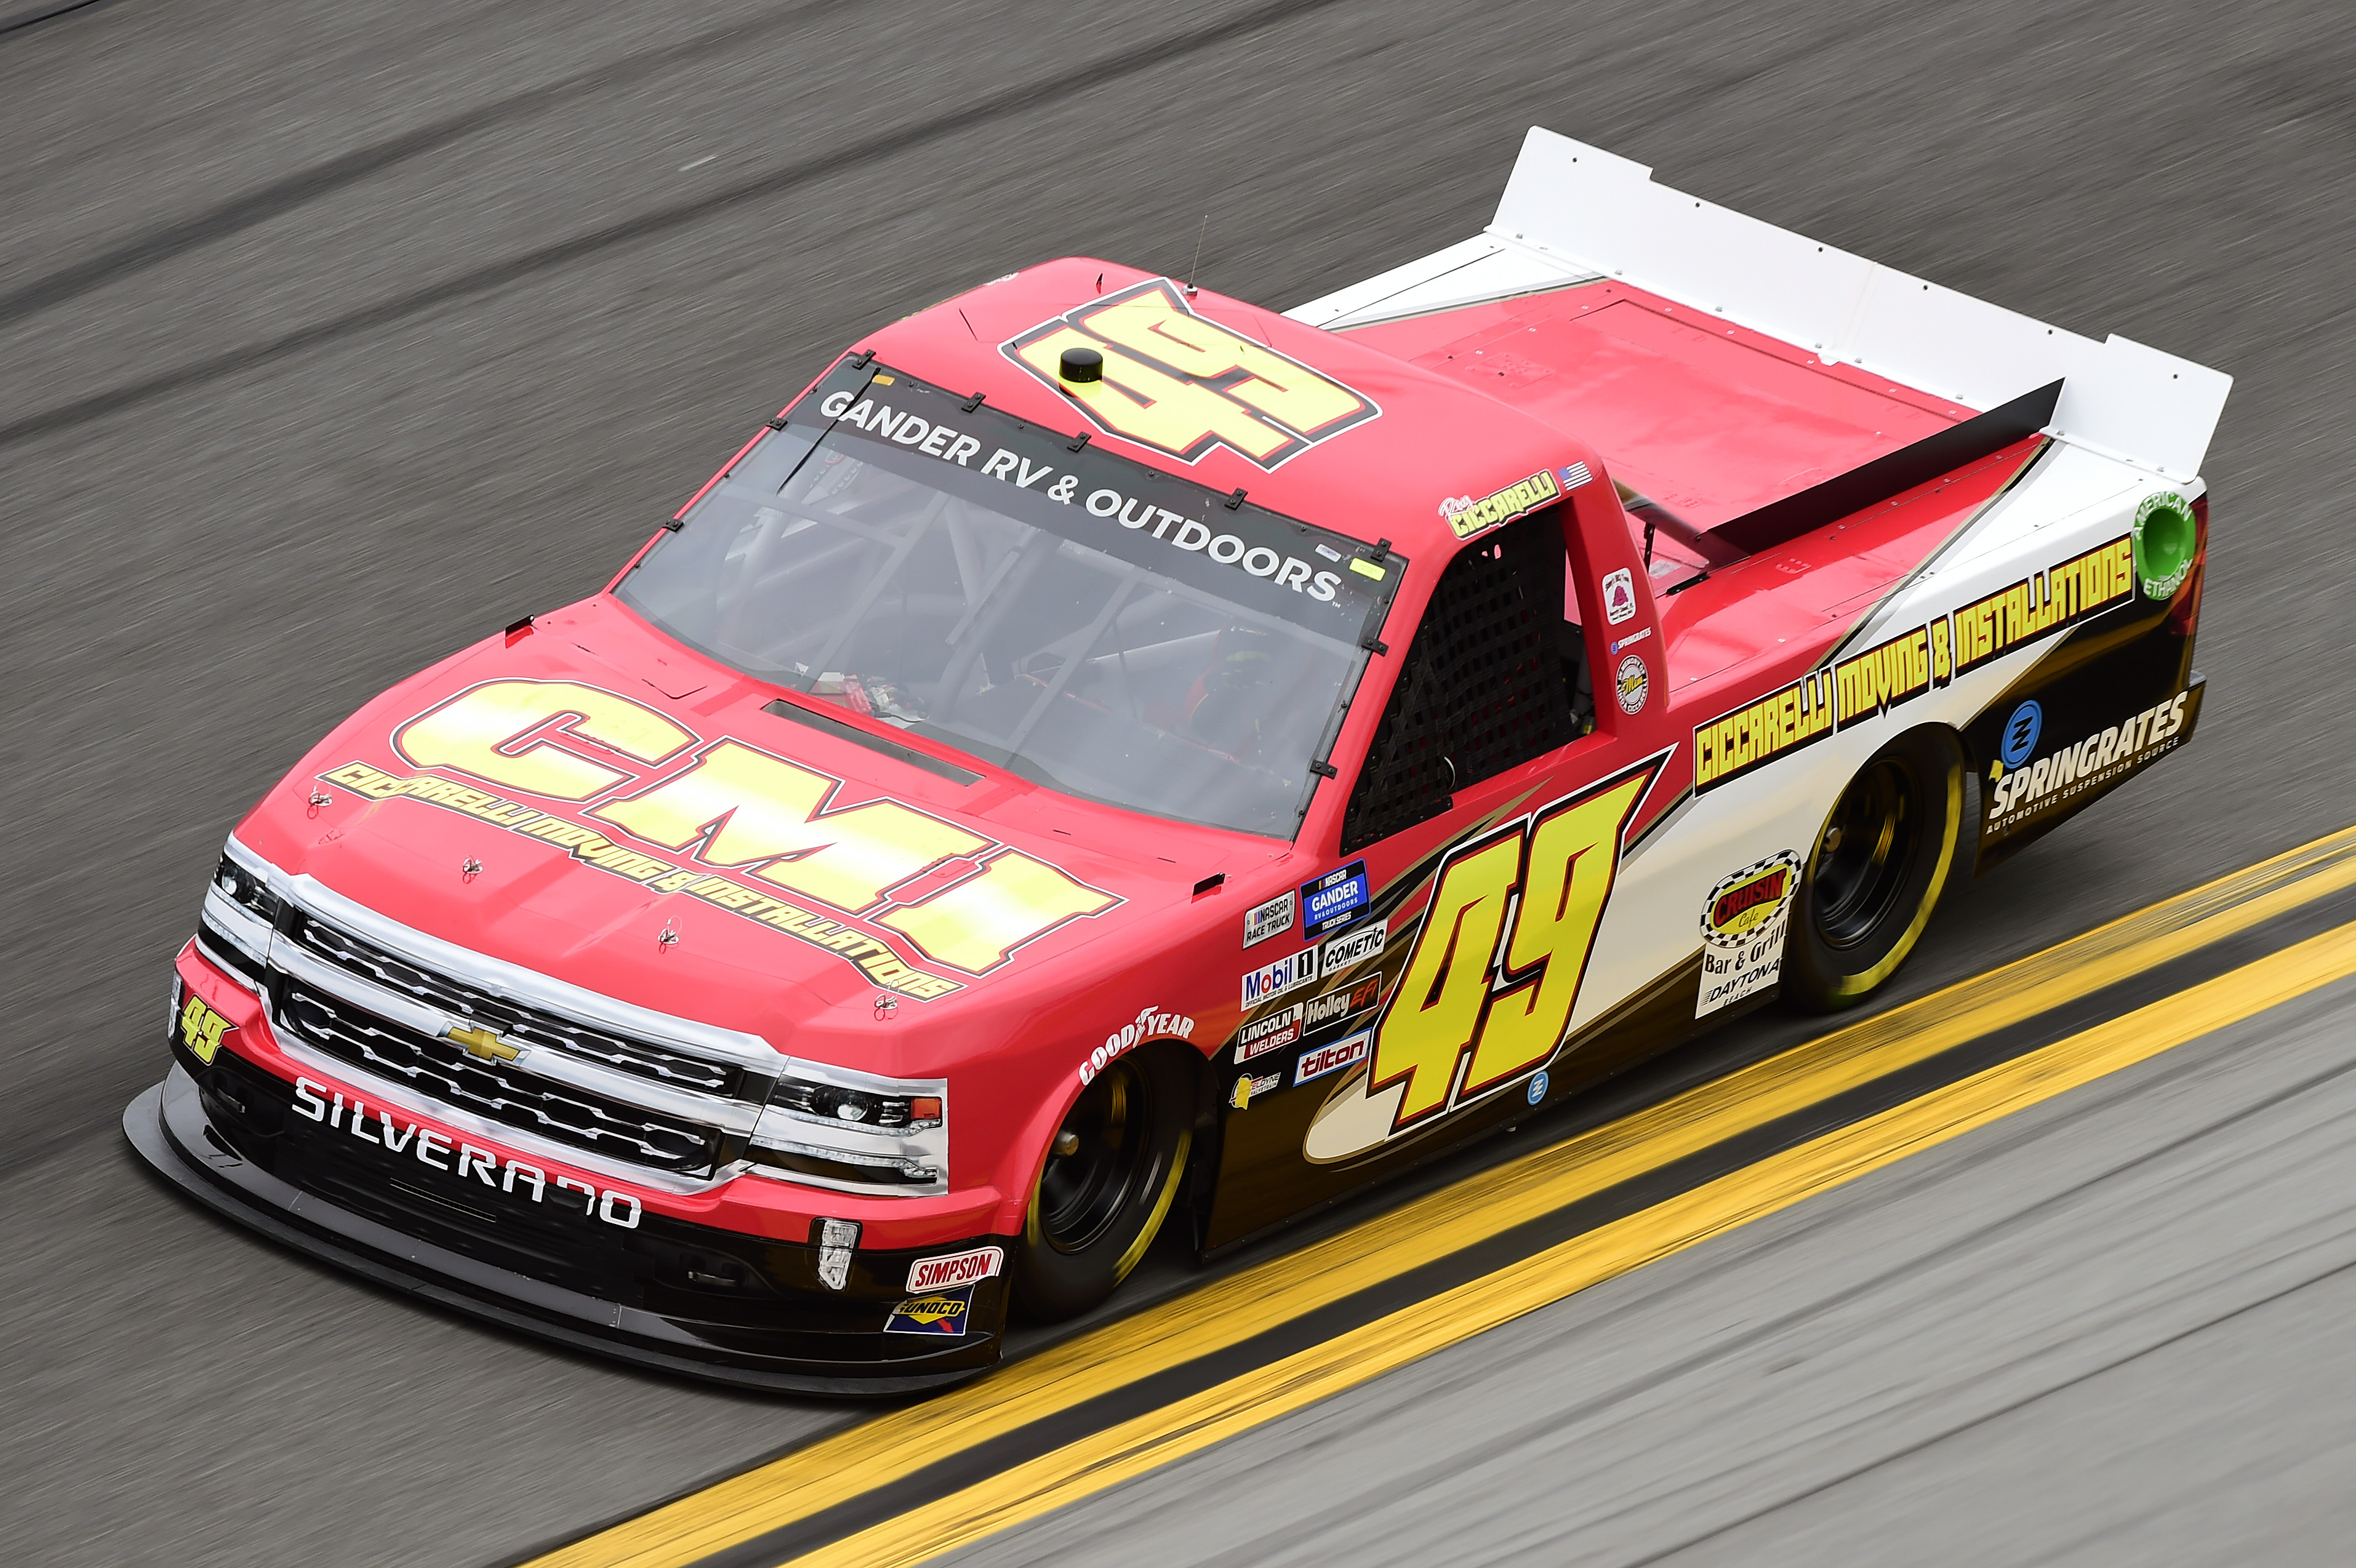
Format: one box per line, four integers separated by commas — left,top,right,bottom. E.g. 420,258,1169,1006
126,1049,1009,1395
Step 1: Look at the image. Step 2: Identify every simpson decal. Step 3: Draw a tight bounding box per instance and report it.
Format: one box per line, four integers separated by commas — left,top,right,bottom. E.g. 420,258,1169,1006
1300,860,1371,938
907,1246,1004,1292
1445,468,1561,540
1695,851,1801,1019
884,1287,973,1335
1003,278,1377,469
1243,890,1295,948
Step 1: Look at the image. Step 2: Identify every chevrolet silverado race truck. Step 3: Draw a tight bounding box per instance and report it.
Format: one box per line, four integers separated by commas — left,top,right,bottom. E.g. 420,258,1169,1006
128,130,2230,1392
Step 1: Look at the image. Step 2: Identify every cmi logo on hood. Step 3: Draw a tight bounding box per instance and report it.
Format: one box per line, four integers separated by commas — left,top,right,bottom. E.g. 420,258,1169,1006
1004,278,1377,470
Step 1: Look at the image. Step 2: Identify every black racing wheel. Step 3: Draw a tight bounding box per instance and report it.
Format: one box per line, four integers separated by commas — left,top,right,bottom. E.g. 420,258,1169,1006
1785,727,1969,1011
1012,1047,1192,1321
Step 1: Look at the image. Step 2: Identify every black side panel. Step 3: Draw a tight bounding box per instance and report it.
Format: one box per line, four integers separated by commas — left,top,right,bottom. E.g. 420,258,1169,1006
1709,380,2063,559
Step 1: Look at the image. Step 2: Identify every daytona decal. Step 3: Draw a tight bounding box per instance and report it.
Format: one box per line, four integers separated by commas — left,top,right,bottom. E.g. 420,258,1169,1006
1364,757,1662,1135
1003,278,1378,470
1693,534,2136,793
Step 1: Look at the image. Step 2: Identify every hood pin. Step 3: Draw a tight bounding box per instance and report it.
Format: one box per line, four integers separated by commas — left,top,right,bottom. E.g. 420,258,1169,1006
873,994,899,1021
460,857,483,880
307,788,332,812
658,923,679,951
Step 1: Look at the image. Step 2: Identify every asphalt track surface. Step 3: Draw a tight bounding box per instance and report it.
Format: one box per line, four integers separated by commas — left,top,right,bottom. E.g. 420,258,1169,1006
2,2,2350,1564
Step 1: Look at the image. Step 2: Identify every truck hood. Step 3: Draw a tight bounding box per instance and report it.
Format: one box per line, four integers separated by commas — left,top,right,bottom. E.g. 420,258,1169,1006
236,596,1267,1070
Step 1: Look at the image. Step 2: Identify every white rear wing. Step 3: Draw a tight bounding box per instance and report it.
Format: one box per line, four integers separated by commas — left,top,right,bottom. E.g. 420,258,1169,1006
1288,128,2230,485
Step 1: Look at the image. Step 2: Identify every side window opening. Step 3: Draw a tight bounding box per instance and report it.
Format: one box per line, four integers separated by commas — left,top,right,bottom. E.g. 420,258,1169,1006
1341,510,1585,854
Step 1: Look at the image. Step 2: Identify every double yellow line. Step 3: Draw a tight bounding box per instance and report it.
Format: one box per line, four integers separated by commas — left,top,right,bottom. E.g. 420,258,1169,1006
534,825,2356,1568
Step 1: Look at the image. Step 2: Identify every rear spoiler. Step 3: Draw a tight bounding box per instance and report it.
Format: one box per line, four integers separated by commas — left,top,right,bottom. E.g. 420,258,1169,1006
1289,128,2230,498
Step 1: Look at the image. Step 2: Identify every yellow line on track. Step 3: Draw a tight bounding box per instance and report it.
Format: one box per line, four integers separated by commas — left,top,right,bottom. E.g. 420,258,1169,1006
528,825,2356,1568
798,918,2356,1567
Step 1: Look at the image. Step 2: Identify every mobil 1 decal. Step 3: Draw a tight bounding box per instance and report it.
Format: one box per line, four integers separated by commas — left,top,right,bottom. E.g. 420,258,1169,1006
1695,850,1801,1018
1302,754,1666,1162
1691,534,2137,794
1003,278,1379,469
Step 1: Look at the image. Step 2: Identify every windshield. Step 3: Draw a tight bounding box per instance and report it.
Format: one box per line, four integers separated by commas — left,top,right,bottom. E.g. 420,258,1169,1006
617,359,1400,837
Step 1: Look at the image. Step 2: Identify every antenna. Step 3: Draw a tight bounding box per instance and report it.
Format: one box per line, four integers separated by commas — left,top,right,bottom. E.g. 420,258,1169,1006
1184,215,1208,298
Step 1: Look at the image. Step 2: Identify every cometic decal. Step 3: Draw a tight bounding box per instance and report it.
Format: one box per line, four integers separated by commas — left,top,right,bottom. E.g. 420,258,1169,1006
1003,278,1378,470
1445,469,1561,540
1694,850,1801,1018
361,681,1121,994
1693,534,2137,793
1320,921,1387,975
1361,756,1662,1135
884,1287,973,1335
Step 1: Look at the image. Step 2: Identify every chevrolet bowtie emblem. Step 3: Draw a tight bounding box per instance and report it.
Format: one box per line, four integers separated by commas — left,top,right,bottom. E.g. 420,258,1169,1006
448,1025,520,1062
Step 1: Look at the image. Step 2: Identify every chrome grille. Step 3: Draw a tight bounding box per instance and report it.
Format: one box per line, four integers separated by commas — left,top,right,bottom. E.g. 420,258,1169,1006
289,914,742,1098
281,978,723,1175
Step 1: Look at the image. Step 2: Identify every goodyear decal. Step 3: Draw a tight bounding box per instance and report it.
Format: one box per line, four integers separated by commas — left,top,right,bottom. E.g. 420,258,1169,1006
1004,278,1377,470
1693,534,2137,794
1445,468,1561,540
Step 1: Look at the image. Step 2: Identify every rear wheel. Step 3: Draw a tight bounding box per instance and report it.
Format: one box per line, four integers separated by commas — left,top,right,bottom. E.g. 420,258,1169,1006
1785,727,1968,1010
1012,1049,1192,1321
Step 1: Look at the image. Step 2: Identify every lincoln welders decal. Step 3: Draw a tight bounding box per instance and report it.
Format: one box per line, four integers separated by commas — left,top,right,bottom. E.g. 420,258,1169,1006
1004,278,1378,469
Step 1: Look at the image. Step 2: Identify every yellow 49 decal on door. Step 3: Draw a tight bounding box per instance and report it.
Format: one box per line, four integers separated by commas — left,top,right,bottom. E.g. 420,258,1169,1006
1004,278,1378,470
1366,758,1662,1135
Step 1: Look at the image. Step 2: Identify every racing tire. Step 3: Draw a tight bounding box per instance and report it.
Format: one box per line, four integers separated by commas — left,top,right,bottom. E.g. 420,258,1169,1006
1784,727,1969,1012
1012,1047,1193,1321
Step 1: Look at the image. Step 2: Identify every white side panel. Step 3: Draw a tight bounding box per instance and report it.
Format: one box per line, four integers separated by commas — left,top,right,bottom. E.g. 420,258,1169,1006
1294,127,2230,482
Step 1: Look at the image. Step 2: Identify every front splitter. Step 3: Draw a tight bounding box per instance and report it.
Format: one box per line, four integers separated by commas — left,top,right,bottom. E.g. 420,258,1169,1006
124,1067,992,1397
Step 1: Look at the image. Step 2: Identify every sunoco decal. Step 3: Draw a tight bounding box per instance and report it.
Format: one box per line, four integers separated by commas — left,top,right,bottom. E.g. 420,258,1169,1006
1693,534,2136,793
1695,850,1801,1019
1004,278,1377,470
884,1287,972,1335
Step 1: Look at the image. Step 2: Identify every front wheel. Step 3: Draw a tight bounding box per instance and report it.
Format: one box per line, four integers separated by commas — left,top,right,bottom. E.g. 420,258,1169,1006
1012,1048,1192,1321
1784,727,1969,1011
